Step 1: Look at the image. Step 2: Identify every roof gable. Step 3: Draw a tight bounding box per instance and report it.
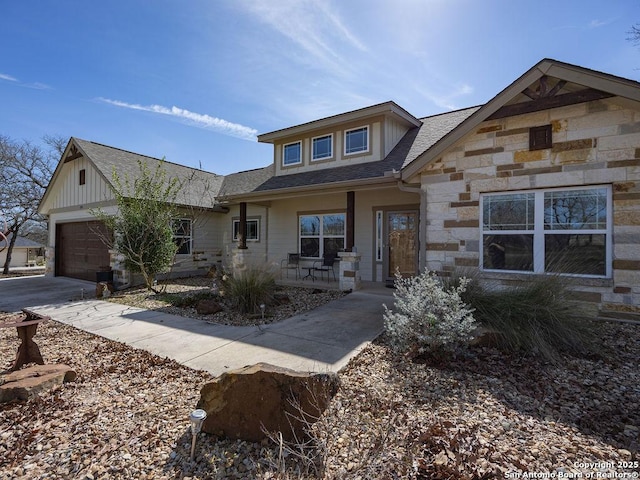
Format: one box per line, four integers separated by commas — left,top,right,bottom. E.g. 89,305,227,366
401,58,640,180
39,138,224,213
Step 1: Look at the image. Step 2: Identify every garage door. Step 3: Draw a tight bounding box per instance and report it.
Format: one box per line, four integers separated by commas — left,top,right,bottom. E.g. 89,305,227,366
56,221,111,282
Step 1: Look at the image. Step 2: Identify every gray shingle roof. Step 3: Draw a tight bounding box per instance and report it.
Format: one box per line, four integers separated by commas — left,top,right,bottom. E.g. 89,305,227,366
73,138,224,208
3,234,44,248
217,165,274,198
401,106,481,169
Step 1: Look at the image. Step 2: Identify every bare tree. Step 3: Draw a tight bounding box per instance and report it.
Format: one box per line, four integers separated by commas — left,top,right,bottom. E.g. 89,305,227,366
0,135,58,274
629,24,640,45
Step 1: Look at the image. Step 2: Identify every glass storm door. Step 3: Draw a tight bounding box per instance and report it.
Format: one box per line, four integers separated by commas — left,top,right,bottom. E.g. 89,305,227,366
386,211,418,280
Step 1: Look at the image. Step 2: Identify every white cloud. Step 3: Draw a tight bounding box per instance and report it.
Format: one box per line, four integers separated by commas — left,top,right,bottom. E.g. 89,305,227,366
0,73,18,82
99,98,258,141
25,82,52,90
0,74,51,90
240,0,367,75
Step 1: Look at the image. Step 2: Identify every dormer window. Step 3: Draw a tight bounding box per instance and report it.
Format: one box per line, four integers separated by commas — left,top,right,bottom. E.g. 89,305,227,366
283,141,302,166
345,126,368,155
312,134,333,161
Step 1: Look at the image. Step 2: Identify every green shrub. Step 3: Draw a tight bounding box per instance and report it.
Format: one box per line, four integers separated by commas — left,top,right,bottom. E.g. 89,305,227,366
383,270,476,358
92,160,182,292
221,263,276,314
451,270,599,362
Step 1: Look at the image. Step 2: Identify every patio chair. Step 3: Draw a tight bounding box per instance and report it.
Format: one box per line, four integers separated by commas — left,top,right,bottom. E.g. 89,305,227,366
313,253,337,282
280,253,301,279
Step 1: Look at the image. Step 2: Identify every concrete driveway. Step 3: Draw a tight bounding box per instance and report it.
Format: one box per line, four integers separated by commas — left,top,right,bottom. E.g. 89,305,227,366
0,275,390,375
0,275,96,311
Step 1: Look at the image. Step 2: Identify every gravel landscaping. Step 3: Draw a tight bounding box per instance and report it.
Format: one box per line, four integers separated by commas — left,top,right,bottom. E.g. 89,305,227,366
1,281,639,479
106,277,347,326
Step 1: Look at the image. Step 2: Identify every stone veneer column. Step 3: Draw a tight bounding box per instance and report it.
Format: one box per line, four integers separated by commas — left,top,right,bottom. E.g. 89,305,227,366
338,251,361,291
232,248,252,277
109,249,130,289
44,246,54,277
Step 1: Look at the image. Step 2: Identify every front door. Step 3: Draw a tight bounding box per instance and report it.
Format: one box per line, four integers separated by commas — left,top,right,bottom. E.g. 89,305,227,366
385,210,418,281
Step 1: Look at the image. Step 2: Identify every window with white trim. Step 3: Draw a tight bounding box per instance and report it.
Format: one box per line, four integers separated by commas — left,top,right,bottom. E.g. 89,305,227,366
233,218,260,242
173,218,192,255
344,126,368,155
312,134,333,161
481,186,611,277
283,141,302,166
299,213,345,258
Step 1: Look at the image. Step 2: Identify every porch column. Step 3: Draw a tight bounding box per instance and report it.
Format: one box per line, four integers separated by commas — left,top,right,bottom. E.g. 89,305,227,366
238,202,248,250
338,250,361,291
346,191,355,251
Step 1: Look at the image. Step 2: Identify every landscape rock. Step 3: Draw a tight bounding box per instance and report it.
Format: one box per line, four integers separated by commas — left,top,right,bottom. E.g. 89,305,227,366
468,326,502,348
0,364,77,403
95,282,114,299
272,293,291,305
196,299,223,315
197,362,339,442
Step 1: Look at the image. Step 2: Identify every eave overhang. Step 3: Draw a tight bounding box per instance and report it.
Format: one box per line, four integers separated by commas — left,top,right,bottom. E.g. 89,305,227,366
258,101,422,144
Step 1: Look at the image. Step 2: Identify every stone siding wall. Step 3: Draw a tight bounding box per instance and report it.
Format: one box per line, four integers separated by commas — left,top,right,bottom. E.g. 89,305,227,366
421,99,640,315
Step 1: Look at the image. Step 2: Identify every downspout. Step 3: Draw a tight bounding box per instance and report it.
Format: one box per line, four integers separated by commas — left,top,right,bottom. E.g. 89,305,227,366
394,173,427,273
264,204,269,263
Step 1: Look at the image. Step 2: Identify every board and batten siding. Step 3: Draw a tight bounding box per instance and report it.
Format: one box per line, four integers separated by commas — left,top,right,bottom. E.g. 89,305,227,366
45,158,114,211
383,117,411,157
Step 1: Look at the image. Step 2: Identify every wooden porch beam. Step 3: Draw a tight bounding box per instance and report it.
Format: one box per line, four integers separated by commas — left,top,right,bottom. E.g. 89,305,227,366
346,191,355,252
238,202,248,249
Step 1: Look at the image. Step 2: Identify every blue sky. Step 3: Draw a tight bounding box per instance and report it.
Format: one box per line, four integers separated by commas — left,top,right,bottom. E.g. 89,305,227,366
1,1,639,175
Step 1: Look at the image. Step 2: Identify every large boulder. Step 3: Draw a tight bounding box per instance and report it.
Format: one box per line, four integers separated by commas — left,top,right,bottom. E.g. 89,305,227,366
0,364,77,403
196,299,223,315
197,363,339,442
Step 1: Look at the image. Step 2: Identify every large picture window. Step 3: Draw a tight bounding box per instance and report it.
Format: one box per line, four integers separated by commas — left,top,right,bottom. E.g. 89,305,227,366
173,218,192,255
481,186,610,277
299,213,345,258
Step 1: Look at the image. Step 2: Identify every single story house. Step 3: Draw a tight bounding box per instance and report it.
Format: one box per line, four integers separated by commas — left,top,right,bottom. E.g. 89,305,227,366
38,59,640,317
0,234,45,269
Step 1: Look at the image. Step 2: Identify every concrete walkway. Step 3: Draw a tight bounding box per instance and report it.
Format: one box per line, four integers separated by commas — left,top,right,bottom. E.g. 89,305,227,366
0,275,391,376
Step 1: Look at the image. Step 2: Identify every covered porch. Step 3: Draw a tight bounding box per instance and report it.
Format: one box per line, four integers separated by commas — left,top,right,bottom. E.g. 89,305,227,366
225,183,421,288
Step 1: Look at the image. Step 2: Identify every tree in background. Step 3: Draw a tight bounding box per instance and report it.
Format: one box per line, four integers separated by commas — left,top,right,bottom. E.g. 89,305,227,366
628,24,640,47
93,160,182,292
0,135,62,274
